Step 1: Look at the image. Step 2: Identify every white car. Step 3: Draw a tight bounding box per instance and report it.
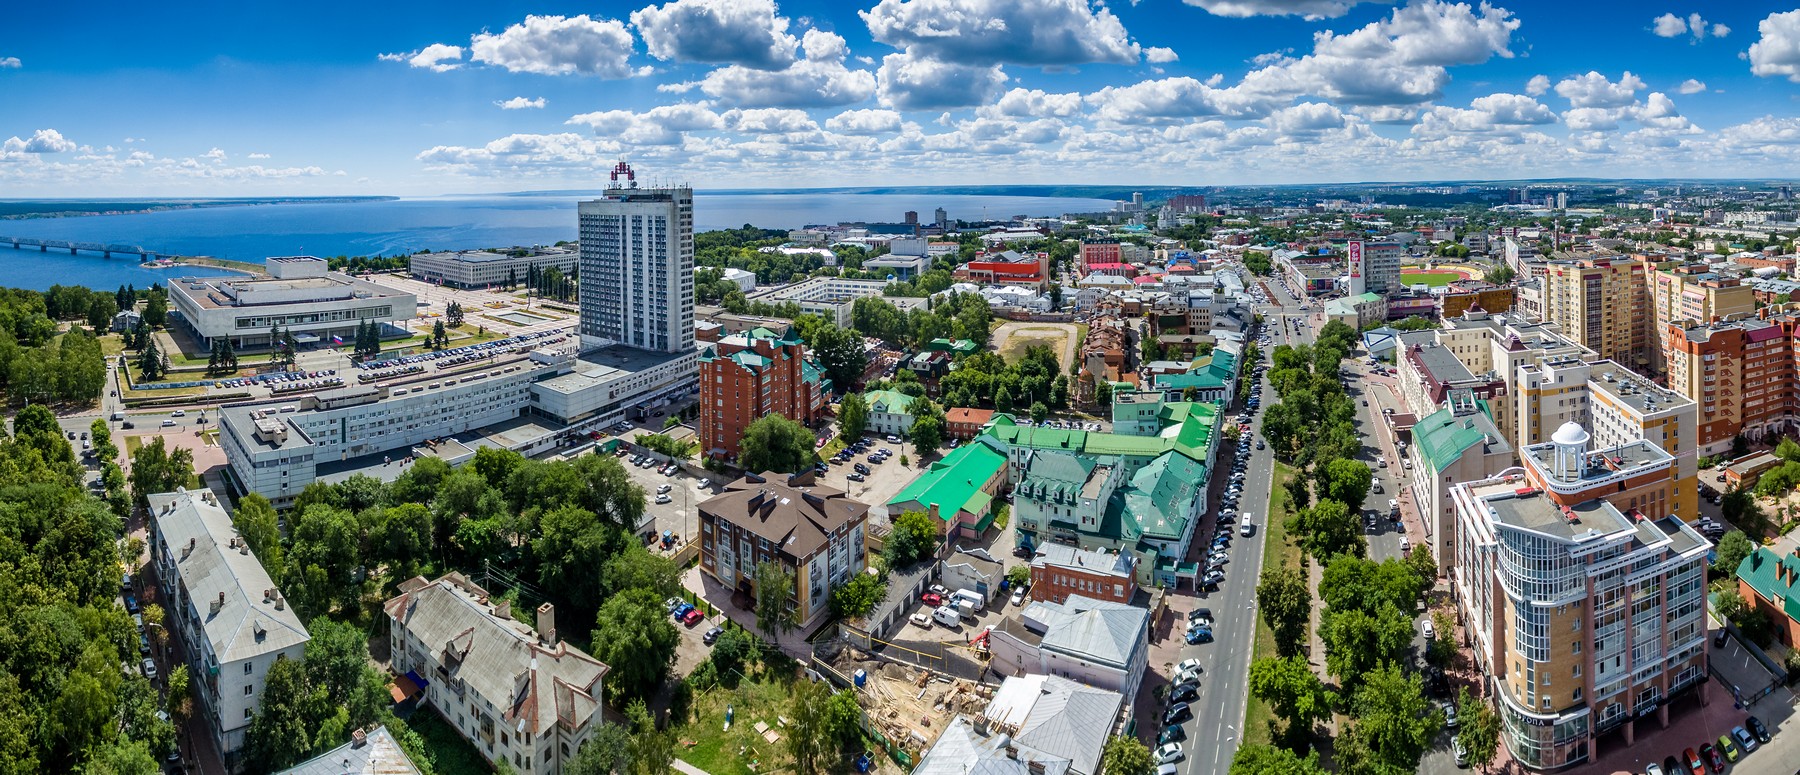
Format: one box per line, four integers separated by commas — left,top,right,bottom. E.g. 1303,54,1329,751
1174,658,1203,677
909,612,933,629
1009,586,1026,606
1154,742,1185,764
1422,618,1435,640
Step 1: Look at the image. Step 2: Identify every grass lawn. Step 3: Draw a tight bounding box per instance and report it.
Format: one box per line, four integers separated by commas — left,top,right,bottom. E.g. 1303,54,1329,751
675,677,795,775
999,331,1069,364
1244,461,1304,748
100,334,126,357
398,710,493,775
121,382,208,400
1399,271,1461,287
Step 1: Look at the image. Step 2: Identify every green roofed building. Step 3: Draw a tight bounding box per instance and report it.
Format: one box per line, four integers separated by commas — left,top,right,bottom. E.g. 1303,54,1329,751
887,437,1010,540
1151,350,1238,405
865,389,918,437
1407,393,1512,569
972,391,1222,588
1737,546,1800,650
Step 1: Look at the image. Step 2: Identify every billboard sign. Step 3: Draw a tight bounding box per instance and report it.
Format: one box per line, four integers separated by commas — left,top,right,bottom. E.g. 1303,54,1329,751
1348,240,1364,278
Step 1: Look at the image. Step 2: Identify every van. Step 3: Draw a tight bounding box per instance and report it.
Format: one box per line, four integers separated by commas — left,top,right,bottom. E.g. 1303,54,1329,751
111,412,123,421
1240,518,1254,537
956,600,976,620
952,589,985,612
931,606,961,628
278,405,297,413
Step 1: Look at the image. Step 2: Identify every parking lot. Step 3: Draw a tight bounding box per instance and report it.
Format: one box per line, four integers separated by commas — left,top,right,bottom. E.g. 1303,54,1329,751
608,446,719,544
889,585,1021,646
819,435,920,523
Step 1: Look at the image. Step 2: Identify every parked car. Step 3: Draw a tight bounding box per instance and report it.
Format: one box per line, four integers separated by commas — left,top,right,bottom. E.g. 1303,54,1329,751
665,597,683,612
1746,715,1771,744
1700,743,1724,773
1153,742,1184,765
671,603,694,621
909,612,933,629
681,608,703,626
1168,682,1200,704
1009,586,1026,606
1715,735,1738,762
1162,703,1192,726
1187,609,1214,626
1731,725,1758,753
921,592,943,607
141,658,157,681
847,473,865,482
1185,627,1213,645
1454,738,1469,768
1174,658,1203,677
1684,748,1704,775
703,626,723,645
124,594,139,614
1157,726,1185,745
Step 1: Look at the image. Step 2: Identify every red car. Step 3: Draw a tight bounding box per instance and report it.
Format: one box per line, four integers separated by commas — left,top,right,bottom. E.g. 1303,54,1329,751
1683,748,1704,775
1699,743,1724,774
681,608,703,626
921,592,943,606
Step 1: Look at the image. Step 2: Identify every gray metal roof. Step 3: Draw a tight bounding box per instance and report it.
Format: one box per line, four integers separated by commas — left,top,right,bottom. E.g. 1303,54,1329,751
912,717,1037,775
981,674,1123,775
148,490,309,664
275,725,422,775
1025,595,1146,670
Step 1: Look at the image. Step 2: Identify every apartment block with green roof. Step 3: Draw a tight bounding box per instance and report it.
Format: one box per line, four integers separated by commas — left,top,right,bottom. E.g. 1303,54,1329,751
886,437,1010,540
1408,396,1513,569
1737,545,1800,650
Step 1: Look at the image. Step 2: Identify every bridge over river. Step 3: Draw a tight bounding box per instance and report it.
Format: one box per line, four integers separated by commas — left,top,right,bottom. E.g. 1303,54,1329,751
3,236,159,260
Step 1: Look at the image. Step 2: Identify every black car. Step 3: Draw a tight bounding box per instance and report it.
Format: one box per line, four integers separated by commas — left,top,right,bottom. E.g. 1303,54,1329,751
1746,715,1771,744
1168,682,1200,704
1162,703,1192,726
1714,628,1730,647
1013,545,1033,558
853,463,871,475
1158,725,1186,745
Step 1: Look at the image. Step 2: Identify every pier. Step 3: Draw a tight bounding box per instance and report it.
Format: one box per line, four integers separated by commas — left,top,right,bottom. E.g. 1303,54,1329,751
2,236,159,261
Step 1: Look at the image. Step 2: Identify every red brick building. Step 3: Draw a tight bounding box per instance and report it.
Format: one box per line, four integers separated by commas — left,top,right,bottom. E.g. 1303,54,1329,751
698,326,829,461
945,408,995,440
1079,239,1121,274
955,250,1049,289
1029,543,1138,605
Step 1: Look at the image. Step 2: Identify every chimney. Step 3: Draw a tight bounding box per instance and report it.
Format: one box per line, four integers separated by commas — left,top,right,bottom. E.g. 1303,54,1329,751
537,602,557,645
210,592,224,617
351,729,367,748
494,598,511,620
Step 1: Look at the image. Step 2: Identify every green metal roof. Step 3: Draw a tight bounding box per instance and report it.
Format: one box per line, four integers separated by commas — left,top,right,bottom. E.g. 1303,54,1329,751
1412,401,1500,472
887,440,1007,521
1737,546,1800,624
864,389,917,415
979,401,1218,465
1114,452,1207,541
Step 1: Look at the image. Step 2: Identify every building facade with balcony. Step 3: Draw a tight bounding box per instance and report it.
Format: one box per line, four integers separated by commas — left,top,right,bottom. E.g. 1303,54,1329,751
698,472,870,632
147,490,310,772
697,325,828,462
1449,424,1711,771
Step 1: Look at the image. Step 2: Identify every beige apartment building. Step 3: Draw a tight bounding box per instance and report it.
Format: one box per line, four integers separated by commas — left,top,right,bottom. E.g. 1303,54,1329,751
1451,423,1711,771
1666,307,1800,455
1649,266,1755,373
1541,258,1654,370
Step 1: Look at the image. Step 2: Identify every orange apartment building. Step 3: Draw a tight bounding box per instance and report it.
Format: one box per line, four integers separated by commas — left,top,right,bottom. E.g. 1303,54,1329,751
1541,258,1654,369
698,326,828,461
1650,265,1755,373
946,408,996,440
1666,308,1800,456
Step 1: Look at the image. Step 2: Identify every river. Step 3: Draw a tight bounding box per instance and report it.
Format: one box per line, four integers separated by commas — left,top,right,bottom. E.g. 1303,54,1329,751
0,192,1119,290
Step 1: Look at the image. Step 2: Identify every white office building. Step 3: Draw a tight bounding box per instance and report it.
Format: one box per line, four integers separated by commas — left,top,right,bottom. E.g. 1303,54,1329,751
169,256,416,350
409,249,578,289
577,172,694,354
742,276,925,327
147,490,310,771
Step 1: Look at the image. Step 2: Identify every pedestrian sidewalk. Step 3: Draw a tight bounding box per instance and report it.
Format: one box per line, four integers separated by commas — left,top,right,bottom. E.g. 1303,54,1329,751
673,759,713,775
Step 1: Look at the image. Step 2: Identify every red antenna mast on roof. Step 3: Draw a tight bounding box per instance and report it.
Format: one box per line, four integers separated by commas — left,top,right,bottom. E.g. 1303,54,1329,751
609,161,637,188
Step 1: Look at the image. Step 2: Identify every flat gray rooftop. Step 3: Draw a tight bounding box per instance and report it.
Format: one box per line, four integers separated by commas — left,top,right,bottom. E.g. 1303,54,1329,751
533,345,690,395
1585,365,1692,411
219,407,313,451
1522,439,1670,482
1484,489,1634,541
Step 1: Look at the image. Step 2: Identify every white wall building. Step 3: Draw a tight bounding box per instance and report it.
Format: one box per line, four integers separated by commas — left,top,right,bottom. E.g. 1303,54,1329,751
987,594,1149,705
577,177,695,354
386,574,610,775
742,276,923,327
169,256,416,349
147,490,310,772
409,249,578,289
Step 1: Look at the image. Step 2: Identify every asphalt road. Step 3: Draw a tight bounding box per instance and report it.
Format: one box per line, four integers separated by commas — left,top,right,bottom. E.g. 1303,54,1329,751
1173,286,1287,774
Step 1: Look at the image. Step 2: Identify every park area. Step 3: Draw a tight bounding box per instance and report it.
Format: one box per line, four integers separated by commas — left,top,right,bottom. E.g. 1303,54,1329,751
991,321,1078,371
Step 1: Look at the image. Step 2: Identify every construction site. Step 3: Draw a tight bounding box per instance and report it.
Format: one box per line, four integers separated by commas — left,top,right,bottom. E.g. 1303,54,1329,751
815,636,999,767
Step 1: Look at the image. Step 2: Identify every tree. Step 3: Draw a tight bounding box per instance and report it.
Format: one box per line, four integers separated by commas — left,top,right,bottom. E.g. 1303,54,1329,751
590,588,679,703
1322,603,1416,688
1029,401,1049,423
1248,656,1334,742
430,320,448,350
446,301,464,327
1098,735,1154,775
830,571,887,619
128,437,194,507
566,722,632,775
753,560,798,636
1348,664,1440,771
784,677,833,775
909,414,944,457
807,322,869,392
135,337,165,381
141,289,167,327
166,664,192,728
1714,530,1754,575
710,628,755,677
1426,610,1457,667
1257,567,1311,659
602,544,682,598
1229,745,1327,775
624,699,673,775
1715,588,1749,622
1319,458,1373,508
1456,687,1501,774
244,657,325,772
837,393,869,442
883,509,939,567
1291,499,1365,562
1093,379,1113,407
738,415,815,473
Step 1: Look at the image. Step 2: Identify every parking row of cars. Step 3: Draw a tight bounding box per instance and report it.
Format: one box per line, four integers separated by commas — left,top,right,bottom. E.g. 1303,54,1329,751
1642,717,1771,775
1153,657,1210,769
360,330,565,370
832,437,893,482
214,368,338,389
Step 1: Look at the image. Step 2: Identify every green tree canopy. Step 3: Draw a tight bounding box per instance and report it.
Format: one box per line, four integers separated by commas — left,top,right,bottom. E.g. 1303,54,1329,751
754,560,798,636
837,393,869,442
883,510,940,567
590,588,679,703
1256,567,1311,659
738,415,816,473
1098,735,1154,775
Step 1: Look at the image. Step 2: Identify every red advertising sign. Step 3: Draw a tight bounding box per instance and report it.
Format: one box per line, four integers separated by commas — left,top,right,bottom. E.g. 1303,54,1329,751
1348,240,1364,278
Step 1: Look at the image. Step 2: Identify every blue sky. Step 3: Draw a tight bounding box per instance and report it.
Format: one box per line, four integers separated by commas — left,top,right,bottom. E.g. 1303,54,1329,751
5,0,1800,196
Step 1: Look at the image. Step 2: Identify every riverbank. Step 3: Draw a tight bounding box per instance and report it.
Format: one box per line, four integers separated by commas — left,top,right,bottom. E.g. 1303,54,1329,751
165,256,265,276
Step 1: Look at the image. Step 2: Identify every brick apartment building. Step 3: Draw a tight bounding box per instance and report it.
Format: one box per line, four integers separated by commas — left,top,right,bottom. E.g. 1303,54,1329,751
698,326,829,462
697,472,870,631
946,407,996,440
1666,308,1800,455
1079,239,1121,274
1029,543,1138,605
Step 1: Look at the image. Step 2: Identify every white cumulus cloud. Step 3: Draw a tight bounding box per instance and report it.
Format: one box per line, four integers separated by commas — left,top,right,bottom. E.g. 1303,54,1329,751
0,57,20,69
1145,47,1179,64
1554,71,1645,108
247,153,272,159
1677,78,1707,94
2,129,77,154
697,30,876,107
860,0,1142,66
469,15,640,77
1651,12,1730,40
567,102,723,144
983,88,1086,118
876,49,1006,110
1525,74,1550,95
825,109,904,134
497,96,547,109
1751,10,1800,83
379,43,466,72
632,0,797,70
1180,0,1385,19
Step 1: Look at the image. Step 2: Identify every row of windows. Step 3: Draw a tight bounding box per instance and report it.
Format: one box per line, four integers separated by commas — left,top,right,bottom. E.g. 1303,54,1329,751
233,305,393,330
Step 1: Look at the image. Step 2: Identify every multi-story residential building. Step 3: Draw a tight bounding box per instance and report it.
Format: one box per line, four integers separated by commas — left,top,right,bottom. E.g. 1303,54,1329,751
384,574,610,775
409,248,579,289
1407,394,1513,569
1541,258,1653,368
741,277,927,327
577,170,694,354
1029,543,1138,604
1515,278,1546,321
1080,238,1122,274
1439,280,1518,319
1396,335,1510,431
169,256,416,351
1277,250,1340,296
147,490,310,771
1586,370,1698,520
1735,546,1800,651
1358,240,1403,295
1450,424,1710,771
1649,266,1755,373
1666,311,1800,455
698,326,827,461
697,472,870,631
988,595,1149,705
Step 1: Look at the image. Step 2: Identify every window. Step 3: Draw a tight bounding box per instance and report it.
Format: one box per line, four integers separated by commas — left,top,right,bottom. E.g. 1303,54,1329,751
244,708,253,720
244,662,254,675
244,685,254,696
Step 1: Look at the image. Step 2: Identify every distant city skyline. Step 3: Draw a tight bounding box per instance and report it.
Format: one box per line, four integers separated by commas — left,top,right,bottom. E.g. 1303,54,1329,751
7,0,1800,196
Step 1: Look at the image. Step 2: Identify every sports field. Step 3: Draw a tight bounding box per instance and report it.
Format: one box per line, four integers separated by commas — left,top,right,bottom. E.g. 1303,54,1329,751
1399,271,1464,287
